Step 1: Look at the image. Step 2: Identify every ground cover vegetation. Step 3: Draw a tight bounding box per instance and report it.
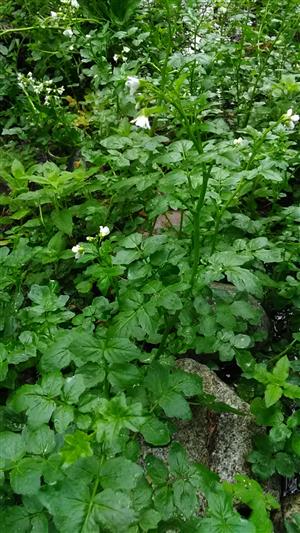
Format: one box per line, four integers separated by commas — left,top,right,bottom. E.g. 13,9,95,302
0,0,300,530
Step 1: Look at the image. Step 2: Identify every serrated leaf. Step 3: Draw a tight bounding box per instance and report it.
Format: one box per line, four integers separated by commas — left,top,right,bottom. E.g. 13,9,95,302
265,384,282,407
0,431,26,465
226,267,262,297
63,374,86,403
61,430,93,466
139,508,161,531
173,479,198,518
145,455,169,485
10,457,44,495
140,416,170,445
272,356,290,382
53,404,74,433
99,457,143,490
159,390,191,419
94,489,136,531
23,425,56,455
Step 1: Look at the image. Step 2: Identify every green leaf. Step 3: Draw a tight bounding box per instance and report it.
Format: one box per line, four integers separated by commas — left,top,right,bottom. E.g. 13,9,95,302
173,479,198,518
157,286,183,311
139,509,161,531
168,443,189,476
61,430,93,466
0,431,26,466
153,485,174,521
94,394,145,445
226,267,262,297
272,356,290,382
99,457,143,490
40,334,72,371
53,404,74,433
11,159,25,179
0,506,30,533
63,374,86,403
52,209,73,236
170,370,203,396
10,457,44,495
291,430,300,456
283,383,300,399
265,384,282,407
232,334,251,349
275,452,295,477
94,489,136,531
113,249,142,265
145,455,169,485
120,233,143,248
140,416,170,445
23,425,56,455
108,363,142,389
159,390,191,419
250,398,283,426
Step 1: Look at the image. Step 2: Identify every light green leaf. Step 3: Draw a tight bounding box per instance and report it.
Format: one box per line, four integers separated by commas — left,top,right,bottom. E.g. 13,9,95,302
272,356,290,383
265,384,282,408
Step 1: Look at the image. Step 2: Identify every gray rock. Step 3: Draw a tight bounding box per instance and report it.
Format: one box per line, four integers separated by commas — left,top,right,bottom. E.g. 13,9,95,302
177,358,254,482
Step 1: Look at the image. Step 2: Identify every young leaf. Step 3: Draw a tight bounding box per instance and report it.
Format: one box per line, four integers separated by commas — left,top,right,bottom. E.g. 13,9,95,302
265,384,282,408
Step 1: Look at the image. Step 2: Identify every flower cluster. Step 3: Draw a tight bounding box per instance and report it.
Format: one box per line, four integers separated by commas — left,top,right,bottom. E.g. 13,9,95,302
72,226,110,260
49,0,79,32
17,72,64,106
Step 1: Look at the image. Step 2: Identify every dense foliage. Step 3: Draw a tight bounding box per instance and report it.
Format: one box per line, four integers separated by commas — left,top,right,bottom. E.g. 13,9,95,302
0,0,300,531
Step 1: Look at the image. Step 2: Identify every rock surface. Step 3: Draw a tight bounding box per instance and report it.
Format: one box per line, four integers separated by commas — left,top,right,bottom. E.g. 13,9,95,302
177,358,254,482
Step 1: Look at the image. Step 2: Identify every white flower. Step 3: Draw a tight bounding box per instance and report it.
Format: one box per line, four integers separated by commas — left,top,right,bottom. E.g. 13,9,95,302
233,137,243,145
63,28,74,38
285,108,299,129
72,244,84,259
131,114,150,129
113,54,119,62
50,11,58,17
71,0,79,7
99,226,110,238
125,76,140,96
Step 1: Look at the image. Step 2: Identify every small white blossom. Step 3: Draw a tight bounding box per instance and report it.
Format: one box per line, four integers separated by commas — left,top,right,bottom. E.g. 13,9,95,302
86,236,94,242
125,76,140,96
131,114,150,129
72,244,84,259
233,137,243,145
113,54,119,62
50,11,58,18
71,0,79,7
285,108,299,129
63,28,74,38
99,226,110,238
